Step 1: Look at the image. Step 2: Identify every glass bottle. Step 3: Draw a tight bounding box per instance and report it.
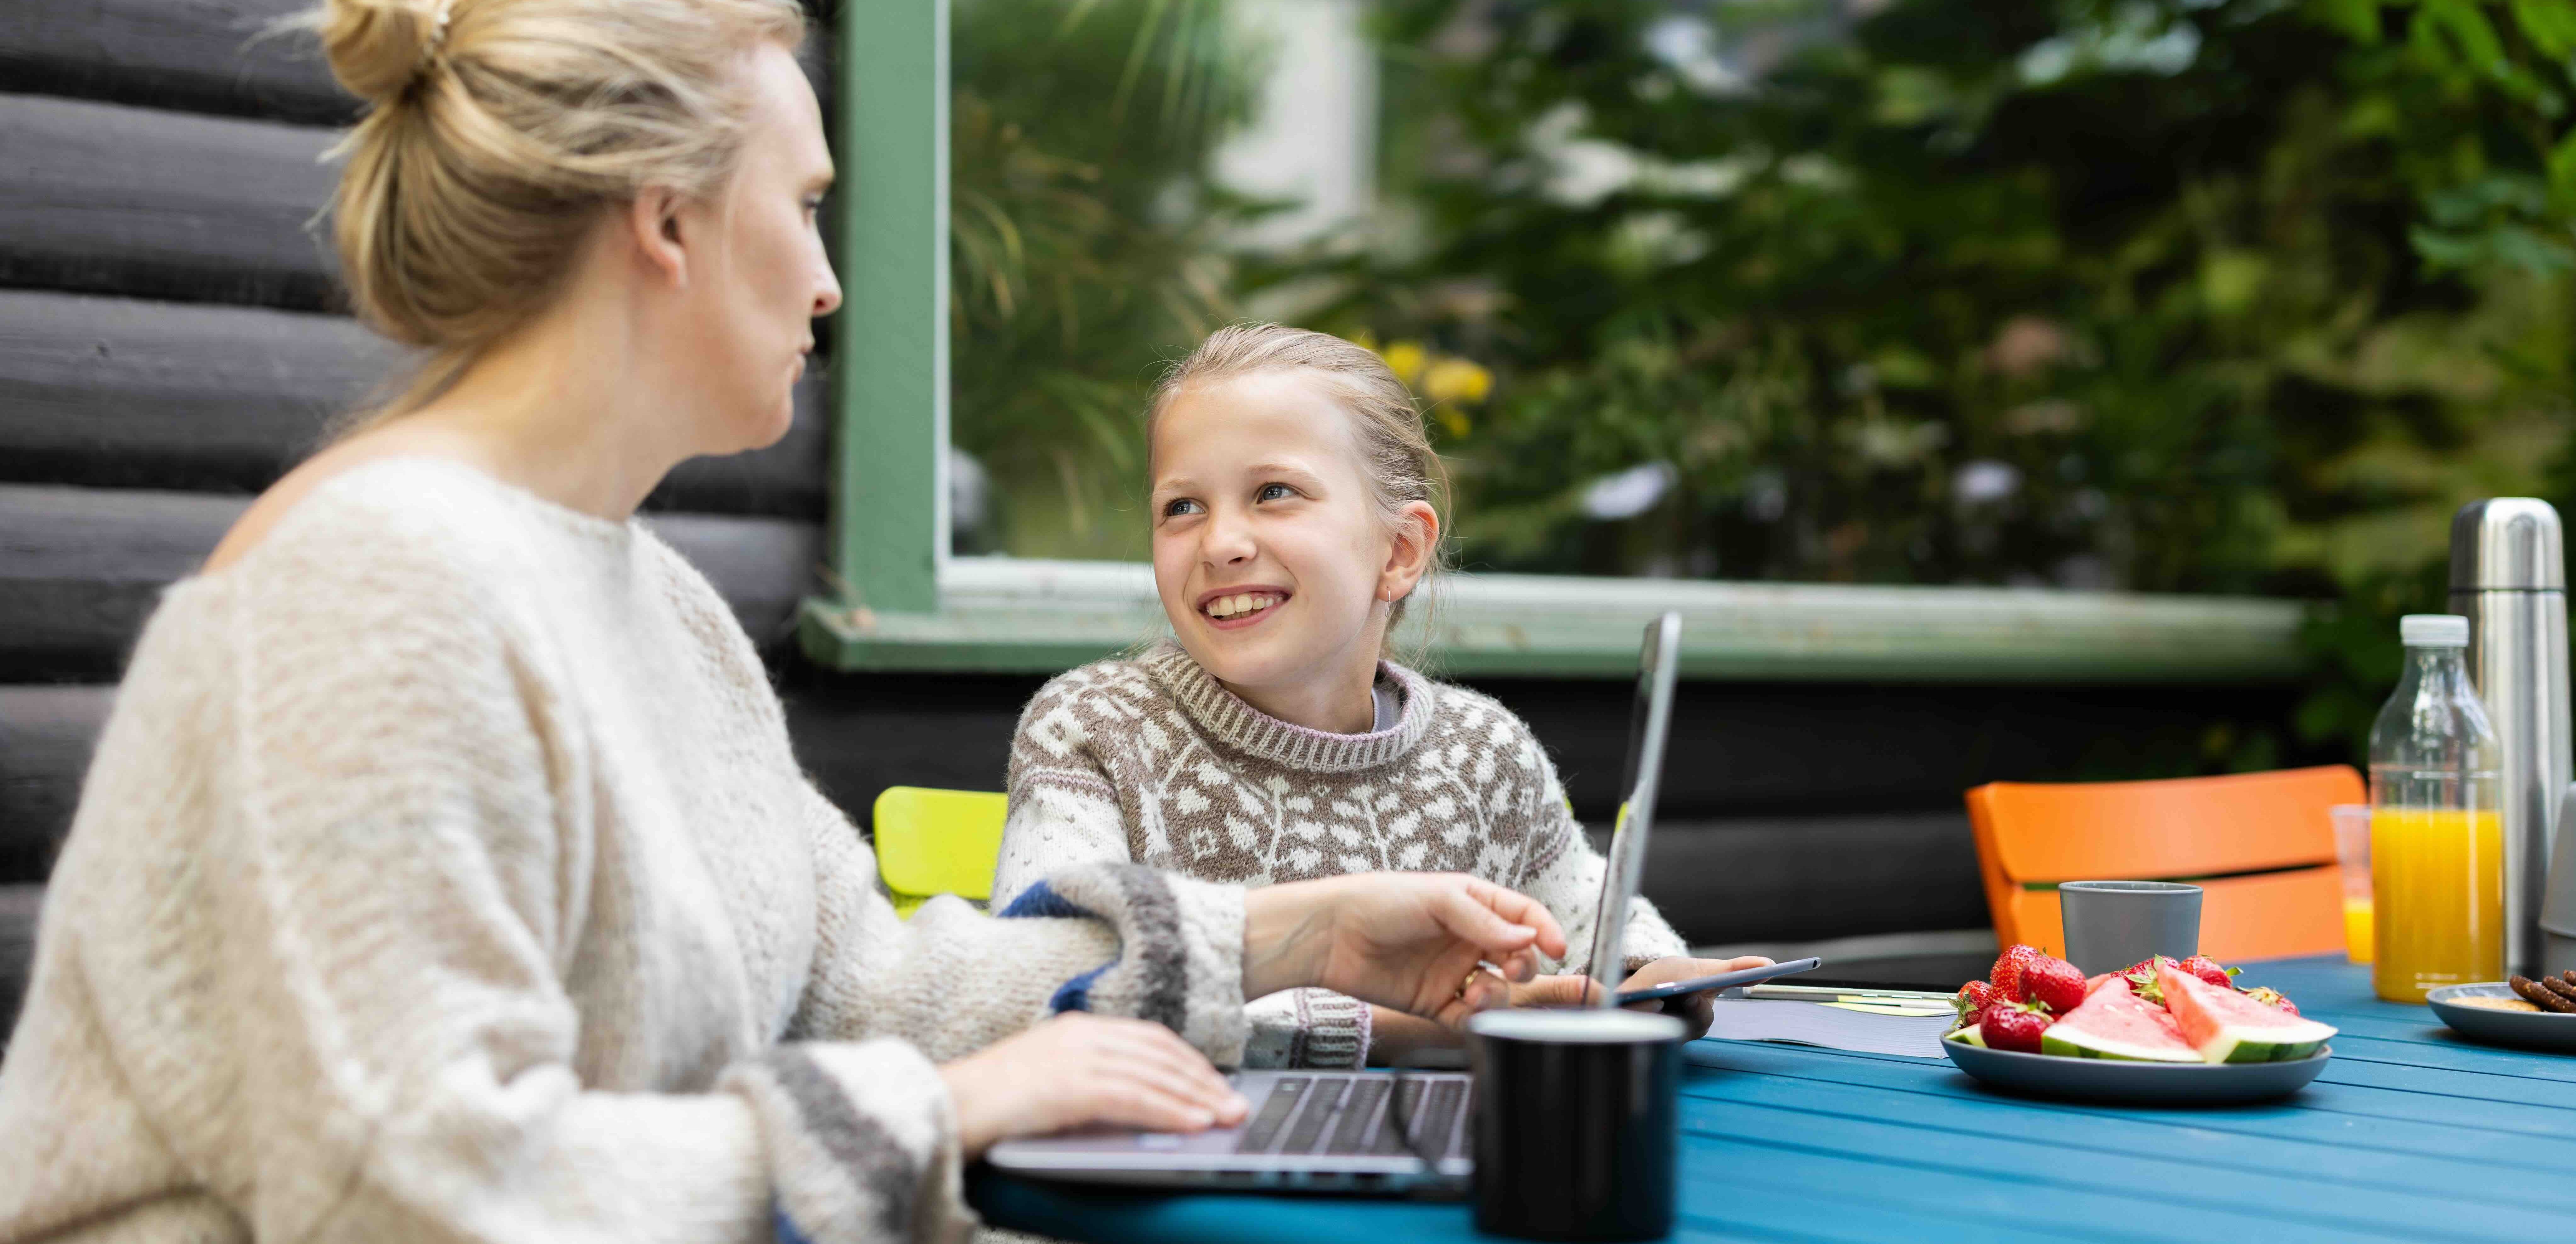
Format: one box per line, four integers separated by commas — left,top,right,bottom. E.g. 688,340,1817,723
2370,614,2505,1002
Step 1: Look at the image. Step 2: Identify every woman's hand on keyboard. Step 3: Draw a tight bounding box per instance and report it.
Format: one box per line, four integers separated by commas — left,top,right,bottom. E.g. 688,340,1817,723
1241,873,1568,1029
938,1013,1251,1158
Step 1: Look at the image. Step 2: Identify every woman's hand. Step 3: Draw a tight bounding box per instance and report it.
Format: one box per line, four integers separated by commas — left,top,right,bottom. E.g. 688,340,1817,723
1241,873,1568,1029
936,1013,1249,1159
1500,956,1775,1040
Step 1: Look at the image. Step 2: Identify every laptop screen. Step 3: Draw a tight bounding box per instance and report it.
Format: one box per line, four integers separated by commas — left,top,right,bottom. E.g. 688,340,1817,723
1579,612,1681,1004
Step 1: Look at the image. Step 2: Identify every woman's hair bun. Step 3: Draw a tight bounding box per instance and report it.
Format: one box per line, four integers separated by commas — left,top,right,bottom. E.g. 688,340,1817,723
317,0,453,106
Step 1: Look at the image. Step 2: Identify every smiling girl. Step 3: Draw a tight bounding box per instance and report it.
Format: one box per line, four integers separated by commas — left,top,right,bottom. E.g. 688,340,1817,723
994,323,1762,1067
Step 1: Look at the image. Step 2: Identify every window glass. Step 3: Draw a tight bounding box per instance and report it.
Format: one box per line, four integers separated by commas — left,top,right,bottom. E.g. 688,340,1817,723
947,0,2575,606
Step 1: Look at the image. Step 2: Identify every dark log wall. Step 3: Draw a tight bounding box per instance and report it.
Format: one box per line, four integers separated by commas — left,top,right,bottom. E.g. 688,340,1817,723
0,2,2303,1038
0,0,849,1035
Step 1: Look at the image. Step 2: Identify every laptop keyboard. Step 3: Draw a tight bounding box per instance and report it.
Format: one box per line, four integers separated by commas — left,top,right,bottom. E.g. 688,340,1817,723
1235,1075,1470,1159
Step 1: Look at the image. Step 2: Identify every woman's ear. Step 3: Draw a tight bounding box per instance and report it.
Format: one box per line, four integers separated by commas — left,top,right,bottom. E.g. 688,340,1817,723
621,186,692,288
1378,501,1442,603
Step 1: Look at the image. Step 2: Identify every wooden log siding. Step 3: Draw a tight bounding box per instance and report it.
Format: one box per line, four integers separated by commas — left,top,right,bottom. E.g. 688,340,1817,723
0,0,357,126
0,290,831,516
0,0,831,128
0,672,1988,946
0,686,105,882
0,485,823,681
0,93,341,311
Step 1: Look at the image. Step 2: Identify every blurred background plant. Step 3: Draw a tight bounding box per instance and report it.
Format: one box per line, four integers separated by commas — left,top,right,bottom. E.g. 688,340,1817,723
948,0,1264,557
951,0,2576,770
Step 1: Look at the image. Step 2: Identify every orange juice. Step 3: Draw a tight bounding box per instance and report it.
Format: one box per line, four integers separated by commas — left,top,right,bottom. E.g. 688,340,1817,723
2343,896,2374,964
2371,808,2502,1002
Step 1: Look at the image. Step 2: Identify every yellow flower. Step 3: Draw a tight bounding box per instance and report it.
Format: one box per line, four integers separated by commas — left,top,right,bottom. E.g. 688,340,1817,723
1381,339,1429,387
1421,357,1493,406
1437,407,1472,438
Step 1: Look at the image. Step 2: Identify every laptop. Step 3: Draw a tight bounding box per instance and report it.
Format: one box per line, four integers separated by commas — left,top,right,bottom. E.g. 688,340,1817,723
985,612,1686,1194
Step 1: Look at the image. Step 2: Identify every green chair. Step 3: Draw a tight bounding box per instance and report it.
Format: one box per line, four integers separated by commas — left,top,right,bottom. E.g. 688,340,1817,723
872,786,1008,918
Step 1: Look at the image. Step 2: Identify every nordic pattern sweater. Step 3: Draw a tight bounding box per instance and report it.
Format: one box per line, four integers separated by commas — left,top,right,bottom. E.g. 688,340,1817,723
993,642,1687,1068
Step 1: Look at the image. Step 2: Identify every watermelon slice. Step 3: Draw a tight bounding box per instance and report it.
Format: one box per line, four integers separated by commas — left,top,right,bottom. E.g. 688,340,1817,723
2038,978,2203,1062
2157,965,2336,1062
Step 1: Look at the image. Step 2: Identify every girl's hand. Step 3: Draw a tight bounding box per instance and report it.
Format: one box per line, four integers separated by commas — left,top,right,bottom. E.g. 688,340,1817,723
937,1013,1250,1158
1496,956,1777,1040
1613,956,1773,1039
1242,873,1568,1028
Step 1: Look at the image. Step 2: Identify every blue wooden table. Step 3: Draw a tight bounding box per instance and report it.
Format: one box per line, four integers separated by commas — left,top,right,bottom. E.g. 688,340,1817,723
973,957,2576,1242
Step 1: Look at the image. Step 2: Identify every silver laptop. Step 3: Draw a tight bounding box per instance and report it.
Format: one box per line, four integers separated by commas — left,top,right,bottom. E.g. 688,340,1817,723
986,613,1685,1194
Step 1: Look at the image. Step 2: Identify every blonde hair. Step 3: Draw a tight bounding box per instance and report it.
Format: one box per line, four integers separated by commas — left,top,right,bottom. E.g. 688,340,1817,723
308,0,807,419
1149,322,1454,638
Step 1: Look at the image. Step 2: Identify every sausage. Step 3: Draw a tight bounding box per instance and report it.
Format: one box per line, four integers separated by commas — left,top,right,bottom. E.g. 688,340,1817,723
2510,976,2576,1012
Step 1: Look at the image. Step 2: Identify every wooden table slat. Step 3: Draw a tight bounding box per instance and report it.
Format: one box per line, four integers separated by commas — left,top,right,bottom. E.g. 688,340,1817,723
1678,1096,2553,1239
1674,1057,2557,1197
976,958,2576,1241
1689,1042,2576,1167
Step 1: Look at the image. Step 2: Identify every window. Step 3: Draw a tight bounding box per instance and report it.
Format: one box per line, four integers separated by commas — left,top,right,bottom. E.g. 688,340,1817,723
798,0,2305,683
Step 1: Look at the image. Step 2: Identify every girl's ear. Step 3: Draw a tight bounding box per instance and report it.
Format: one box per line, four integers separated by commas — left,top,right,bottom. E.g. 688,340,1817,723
1378,501,1442,603
622,186,692,288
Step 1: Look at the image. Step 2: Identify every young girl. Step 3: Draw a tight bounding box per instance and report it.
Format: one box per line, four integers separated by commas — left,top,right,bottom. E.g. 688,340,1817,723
994,323,1762,1068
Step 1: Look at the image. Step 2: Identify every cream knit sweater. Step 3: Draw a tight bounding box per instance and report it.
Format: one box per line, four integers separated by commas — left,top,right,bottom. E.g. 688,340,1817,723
0,460,1251,1244
994,643,1688,1069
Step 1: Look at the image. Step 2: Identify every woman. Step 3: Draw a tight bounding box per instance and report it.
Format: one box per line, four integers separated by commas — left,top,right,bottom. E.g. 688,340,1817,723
0,3,1566,1241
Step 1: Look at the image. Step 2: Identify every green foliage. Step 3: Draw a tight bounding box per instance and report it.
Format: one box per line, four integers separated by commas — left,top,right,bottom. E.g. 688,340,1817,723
945,0,2576,771
949,0,1261,557
1237,0,2576,769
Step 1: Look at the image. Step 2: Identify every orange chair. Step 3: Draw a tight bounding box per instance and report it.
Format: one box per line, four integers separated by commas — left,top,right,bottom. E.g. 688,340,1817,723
1965,766,2364,963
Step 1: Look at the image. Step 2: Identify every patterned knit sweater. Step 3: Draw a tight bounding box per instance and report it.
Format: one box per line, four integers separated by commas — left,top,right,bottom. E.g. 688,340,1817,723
0,461,1251,1244
995,642,1688,1068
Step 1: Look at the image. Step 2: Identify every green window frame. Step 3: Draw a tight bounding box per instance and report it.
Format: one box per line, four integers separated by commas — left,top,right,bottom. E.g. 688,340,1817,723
796,0,2305,683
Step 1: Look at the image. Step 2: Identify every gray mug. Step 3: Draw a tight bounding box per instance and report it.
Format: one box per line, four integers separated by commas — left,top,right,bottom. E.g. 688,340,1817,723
2059,880,2202,975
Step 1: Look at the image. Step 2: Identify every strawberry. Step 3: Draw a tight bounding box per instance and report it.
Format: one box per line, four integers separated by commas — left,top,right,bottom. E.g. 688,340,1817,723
1982,1001,2052,1053
2178,955,2238,989
1953,980,1997,1033
2019,954,2087,1015
2120,956,2180,1006
1991,944,2046,1003
2245,986,2300,1016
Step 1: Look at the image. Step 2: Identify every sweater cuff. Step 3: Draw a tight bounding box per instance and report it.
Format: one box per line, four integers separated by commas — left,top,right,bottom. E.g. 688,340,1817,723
1242,989,1373,1069
997,863,1250,1065
723,1041,974,1244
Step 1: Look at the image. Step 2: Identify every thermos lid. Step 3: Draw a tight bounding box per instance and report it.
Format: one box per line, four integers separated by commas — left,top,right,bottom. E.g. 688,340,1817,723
2450,498,2565,591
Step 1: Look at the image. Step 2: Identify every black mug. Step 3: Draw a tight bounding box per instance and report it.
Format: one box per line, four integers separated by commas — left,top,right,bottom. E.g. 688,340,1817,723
1466,1008,1685,1241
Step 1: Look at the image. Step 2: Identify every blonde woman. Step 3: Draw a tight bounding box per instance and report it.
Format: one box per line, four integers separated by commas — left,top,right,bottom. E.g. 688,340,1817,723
0,4,1567,1242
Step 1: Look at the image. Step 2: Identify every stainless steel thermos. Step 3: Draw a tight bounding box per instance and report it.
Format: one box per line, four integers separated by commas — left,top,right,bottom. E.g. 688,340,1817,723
2449,499,2572,978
